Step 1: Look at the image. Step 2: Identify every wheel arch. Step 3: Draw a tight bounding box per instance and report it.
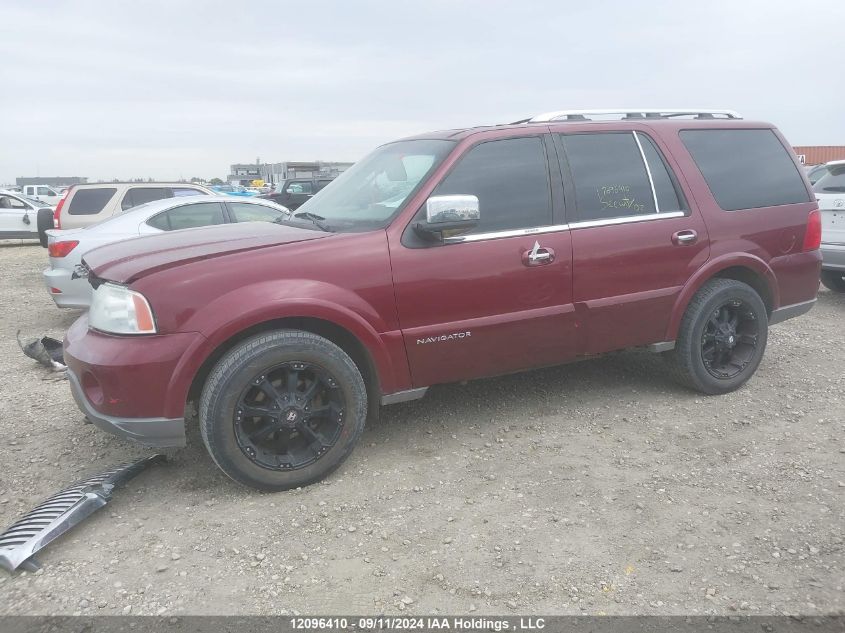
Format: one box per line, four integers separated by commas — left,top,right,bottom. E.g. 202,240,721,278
666,254,779,341
184,316,383,423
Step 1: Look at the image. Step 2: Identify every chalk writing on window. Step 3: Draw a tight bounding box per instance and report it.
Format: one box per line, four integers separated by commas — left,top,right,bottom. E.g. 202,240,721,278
597,185,645,213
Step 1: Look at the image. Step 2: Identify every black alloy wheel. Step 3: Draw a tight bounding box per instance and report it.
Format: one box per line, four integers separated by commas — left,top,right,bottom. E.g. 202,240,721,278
234,362,346,471
700,299,760,380
199,330,367,491
669,278,768,395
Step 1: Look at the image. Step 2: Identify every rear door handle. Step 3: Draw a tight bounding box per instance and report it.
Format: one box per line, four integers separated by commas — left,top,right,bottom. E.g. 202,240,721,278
672,229,698,246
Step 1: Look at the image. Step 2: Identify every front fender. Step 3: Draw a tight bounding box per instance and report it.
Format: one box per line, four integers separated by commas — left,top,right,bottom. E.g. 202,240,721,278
664,253,779,341
162,280,407,418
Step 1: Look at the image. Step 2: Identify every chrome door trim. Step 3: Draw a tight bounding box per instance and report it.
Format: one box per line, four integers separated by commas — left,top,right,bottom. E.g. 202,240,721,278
444,224,570,243
633,131,660,213
442,211,687,243
568,210,685,230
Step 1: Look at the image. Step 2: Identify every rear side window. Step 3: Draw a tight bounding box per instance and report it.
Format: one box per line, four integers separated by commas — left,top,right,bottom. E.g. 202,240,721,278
562,133,656,220
146,212,170,231
680,129,810,210
122,187,172,211
433,136,551,233
637,133,686,213
147,202,225,231
229,202,286,223
287,181,314,194
67,188,117,215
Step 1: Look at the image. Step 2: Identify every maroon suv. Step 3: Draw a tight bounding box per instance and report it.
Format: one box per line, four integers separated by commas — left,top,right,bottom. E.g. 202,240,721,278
65,109,822,491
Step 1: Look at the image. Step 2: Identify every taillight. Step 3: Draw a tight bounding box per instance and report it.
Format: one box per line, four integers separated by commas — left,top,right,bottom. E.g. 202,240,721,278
803,209,822,251
48,240,79,258
53,196,65,229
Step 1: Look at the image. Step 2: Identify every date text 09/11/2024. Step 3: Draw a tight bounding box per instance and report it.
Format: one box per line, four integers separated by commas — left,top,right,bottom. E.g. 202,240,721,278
289,617,547,630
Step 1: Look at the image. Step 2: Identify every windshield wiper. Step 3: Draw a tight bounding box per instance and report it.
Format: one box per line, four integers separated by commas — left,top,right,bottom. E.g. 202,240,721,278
293,211,332,232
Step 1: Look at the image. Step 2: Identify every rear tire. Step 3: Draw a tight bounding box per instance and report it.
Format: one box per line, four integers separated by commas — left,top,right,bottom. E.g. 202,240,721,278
199,330,367,491
37,208,53,248
670,279,768,395
820,270,845,293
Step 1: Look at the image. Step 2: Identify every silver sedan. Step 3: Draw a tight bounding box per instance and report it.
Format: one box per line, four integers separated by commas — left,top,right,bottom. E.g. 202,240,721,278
43,195,290,308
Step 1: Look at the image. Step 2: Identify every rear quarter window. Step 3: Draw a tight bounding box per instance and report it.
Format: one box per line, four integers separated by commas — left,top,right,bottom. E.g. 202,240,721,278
680,129,810,211
122,187,172,211
67,188,117,215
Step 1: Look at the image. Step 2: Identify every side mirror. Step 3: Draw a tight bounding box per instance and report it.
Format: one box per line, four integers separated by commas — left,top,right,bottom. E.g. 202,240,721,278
415,195,480,241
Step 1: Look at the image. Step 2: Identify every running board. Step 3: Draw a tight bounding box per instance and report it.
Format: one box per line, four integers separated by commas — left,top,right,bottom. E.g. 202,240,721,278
0,454,165,573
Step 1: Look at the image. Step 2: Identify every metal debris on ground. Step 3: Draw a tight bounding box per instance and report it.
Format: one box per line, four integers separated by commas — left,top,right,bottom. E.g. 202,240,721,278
16,330,67,371
0,454,166,573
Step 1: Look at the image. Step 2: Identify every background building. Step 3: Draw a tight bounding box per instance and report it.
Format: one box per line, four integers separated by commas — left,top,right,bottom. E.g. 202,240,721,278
16,176,87,187
792,146,845,166
227,161,353,186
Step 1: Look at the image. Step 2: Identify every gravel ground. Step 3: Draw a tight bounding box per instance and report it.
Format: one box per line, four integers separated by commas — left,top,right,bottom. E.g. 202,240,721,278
0,241,842,616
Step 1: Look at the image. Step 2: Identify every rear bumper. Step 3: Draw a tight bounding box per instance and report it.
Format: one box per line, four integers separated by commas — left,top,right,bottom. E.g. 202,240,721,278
42,266,92,309
63,314,204,447
820,243,845,271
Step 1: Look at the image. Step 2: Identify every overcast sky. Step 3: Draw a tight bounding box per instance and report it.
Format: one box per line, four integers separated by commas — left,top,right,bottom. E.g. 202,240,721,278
2,0,843,184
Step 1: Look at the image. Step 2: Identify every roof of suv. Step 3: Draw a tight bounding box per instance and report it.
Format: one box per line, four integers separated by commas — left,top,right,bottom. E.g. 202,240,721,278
403,109,771,142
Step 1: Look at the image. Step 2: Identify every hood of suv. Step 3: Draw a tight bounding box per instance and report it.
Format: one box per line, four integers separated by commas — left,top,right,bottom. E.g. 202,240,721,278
83,221,329,283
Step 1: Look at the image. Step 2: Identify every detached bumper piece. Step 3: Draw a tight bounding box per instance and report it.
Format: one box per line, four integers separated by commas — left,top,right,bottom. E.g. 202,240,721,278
0,454,165,573
16,331,66,371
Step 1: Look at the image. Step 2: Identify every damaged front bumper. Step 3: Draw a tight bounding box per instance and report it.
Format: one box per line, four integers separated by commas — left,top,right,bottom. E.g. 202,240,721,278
0,455,165,573
68,370,186,447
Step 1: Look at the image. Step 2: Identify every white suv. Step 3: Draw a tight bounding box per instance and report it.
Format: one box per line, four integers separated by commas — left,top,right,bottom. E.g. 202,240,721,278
813,160,845,292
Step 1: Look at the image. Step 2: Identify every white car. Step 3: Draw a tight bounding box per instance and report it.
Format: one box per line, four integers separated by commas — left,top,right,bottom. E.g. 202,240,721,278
812,160,845,292
0,190,53,240
43,195,290,308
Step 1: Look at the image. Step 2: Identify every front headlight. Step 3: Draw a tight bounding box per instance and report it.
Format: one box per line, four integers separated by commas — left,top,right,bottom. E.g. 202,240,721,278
89,282,157,335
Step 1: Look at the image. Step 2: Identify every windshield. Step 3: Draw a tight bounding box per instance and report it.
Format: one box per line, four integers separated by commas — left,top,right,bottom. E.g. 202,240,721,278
813,166,845,193
291,139,455,232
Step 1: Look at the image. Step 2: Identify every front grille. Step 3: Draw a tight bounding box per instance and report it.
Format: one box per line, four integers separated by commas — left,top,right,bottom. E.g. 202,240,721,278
0,455,165,572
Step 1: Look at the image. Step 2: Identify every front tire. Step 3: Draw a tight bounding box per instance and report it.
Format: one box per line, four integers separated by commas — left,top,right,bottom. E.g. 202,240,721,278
670,279,768,395
199,330,367,491
820,270,845,293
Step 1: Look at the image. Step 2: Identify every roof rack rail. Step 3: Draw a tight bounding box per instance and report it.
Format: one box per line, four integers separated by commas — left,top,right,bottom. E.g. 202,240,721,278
527,109,743,122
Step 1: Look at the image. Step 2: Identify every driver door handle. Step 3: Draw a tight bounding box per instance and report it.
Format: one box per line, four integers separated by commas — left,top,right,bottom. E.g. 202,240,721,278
523,241,555,266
